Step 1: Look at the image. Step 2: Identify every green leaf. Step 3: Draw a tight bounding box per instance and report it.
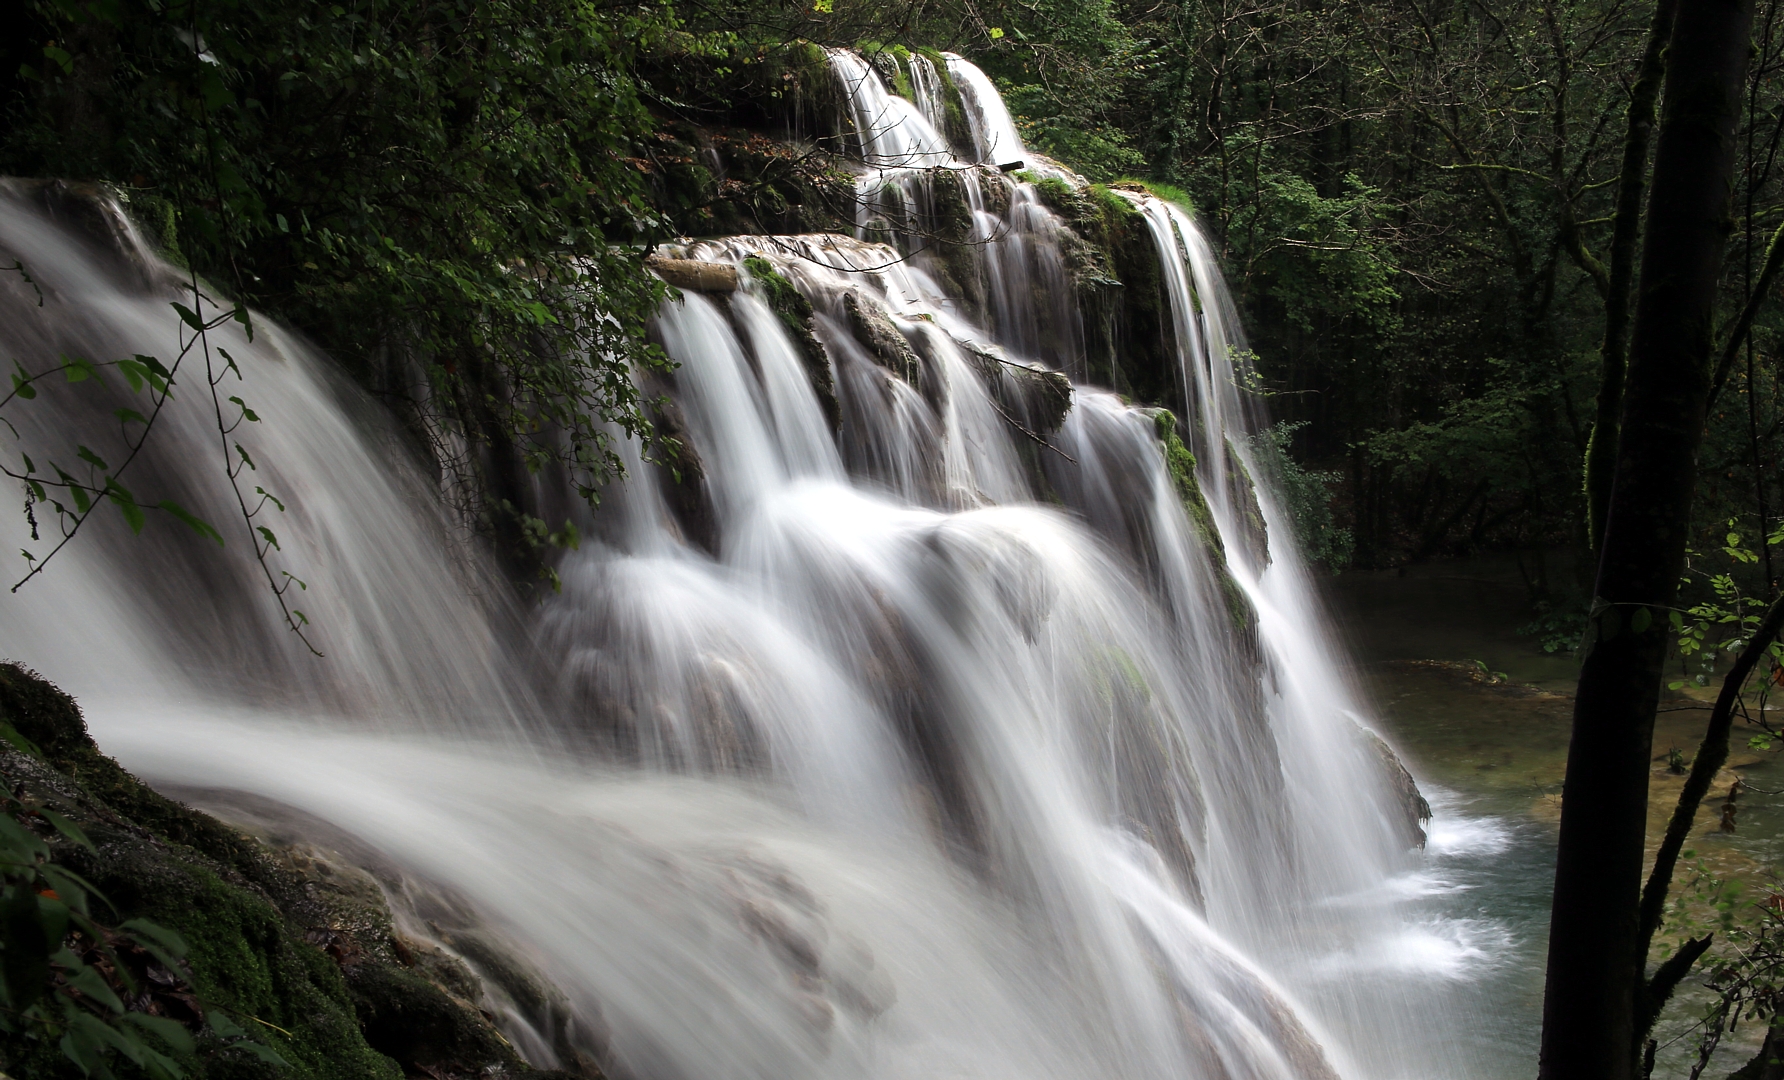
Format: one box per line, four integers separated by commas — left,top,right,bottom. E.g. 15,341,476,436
228,396,259,423
255,487,284,512
114,408,146,427
235,445,255,471
38,863,102,914
106,478,144,534
1631,607,1652,634
54,468,92,514
156,501,223,546
1,887,52,1012
119,918,189,963
77,445,109,471
60,1017,104,1075
36,810,93,853
68,1010,151,1067
63,356,98,384
256,526,280,551
0,813,51,862
170,302,205,332
120,1012,195,1056
65,960,125,1014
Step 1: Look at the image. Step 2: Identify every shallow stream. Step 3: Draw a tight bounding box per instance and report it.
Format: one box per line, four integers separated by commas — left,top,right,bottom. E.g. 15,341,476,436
1330,555,1784,1077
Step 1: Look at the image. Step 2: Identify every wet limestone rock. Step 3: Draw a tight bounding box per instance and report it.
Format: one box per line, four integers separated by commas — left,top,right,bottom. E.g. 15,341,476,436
1225,439,1271,571
842,291,923,389
920,169,987,318
643,389,717,554
964,346,1074,435
1353,721,1434,849
743,256,841,431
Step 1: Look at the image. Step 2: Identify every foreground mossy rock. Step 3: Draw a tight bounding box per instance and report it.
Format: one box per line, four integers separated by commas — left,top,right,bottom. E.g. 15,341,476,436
0,663,582,1080
1150,409,1259,645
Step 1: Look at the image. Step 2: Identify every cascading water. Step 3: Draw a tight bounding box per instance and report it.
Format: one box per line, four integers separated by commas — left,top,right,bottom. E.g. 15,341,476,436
0,53,1509,1080
943,54,1028,171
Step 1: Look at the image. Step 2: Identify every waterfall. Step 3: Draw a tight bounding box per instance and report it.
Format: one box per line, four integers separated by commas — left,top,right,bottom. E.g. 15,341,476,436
943,55,1029,170
0,55,1501,1080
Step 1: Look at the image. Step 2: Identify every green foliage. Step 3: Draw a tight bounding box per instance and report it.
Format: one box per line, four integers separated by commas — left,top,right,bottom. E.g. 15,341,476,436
0,792,287,1080
1248,421,1353,571
1004,81,1145,179
1106,179,1192,213
6,0,677,528
1518,600,1589,655
1227,159,1400,337
1654,864,1784,1072
1669,521,1784,694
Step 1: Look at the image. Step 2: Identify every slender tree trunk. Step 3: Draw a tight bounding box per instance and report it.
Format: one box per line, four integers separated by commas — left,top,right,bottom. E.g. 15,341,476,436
1584,0,1676,552
1538,3,1755,1078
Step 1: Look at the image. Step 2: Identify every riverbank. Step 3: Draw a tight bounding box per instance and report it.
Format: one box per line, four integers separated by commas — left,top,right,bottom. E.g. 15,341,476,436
1326,555,1783,1076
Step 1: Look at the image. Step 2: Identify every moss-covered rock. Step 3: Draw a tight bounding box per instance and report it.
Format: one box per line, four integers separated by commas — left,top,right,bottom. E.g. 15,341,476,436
995,177,1175,402
917,169,986,319
640,121,855,239
842,291,924,390
915,49,975,155
0,664,569,1080
1151,411,1258,643
1354,724,1432,850
743,256,840,432
1224,439,1272,571
964,347,1073,436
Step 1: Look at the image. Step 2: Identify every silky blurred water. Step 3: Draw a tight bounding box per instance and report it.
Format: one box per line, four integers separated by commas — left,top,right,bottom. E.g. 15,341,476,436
0,53,1528,1080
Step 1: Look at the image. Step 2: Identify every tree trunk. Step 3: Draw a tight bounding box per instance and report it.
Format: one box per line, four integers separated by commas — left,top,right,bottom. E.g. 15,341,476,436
1537,3,1754,1078
1583,0,1676,552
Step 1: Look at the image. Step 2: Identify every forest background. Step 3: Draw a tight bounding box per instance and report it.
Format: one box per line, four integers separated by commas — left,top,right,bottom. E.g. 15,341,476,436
11,0,1780,624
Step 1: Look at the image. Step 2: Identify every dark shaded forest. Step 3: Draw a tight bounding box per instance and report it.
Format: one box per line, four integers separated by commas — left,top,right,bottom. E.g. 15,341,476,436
11,0,1783,598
